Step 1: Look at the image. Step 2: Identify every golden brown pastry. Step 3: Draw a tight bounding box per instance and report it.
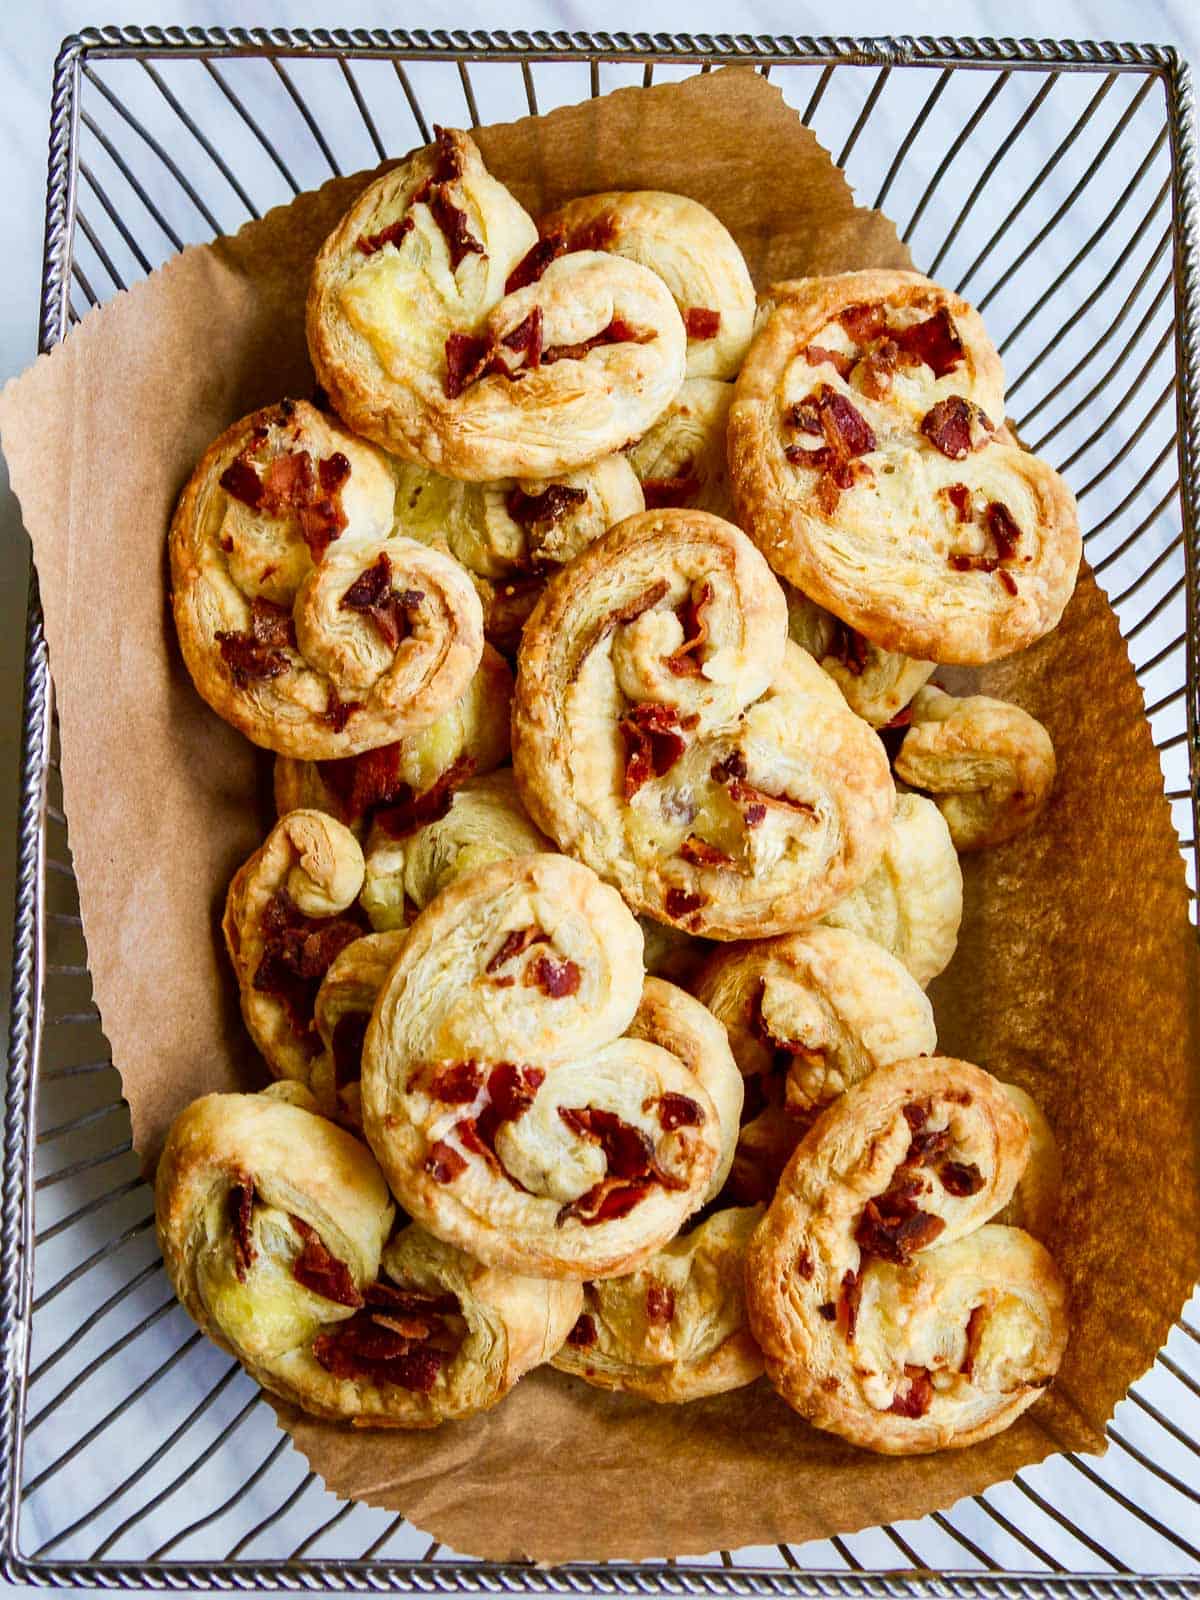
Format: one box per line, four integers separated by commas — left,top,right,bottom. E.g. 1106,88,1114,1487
729,270,1081,664
170,398,484,758
625,378,735,519
994,1083,1062,1240
820,792,962,987
308,129,687,481
156,1089,579,1426
273,642,513,835
223,810,367,1085
694,926,936,1204
538,190,755,380
785,585,934,727
894,685,1057,850
553,1206,764,1401
512,510,895,940
311,930,408,1127
746,1056,1069,1453
360,854,723,1279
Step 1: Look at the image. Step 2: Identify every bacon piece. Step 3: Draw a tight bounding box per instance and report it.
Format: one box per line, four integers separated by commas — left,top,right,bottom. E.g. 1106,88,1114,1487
666,581,713,678
986,501,1021,560
646,1284,676,1322
525,954,581,998
940,1160,984,1197
889,1366,934,1418
559,1106,657,1181
657,1093,705,1131
665,887,706,920
906,1128,953,1166
443,331,493,398
430,1061,483,1104
785,398,823,435
312,1313,448,1392
566,213,617,252
229,1178,256,1282
894,308,964,377
486,927,548,975
505,234,566,293
641,473,700,509
855,1185,945,1266
839,302,887,342
944,483,973,523
557,1177,655,1227
223,445,349,563
949,552,1000,574
962,1304,987,1379
427,185,485,271
684,307,721,339
902,1102,928,1133
838,1268,862,1341
322,686,362,733
574,578,669,680
355,215,414,256
542,318,654,365
373,754,474,841
220,456,265,508
500,306,543,368
817,386,876,458
710,750,748,784
290,1216,364,1308
253,891,363,1039
921,396,994,460
331,1012,369,1090
827,618,870,676
466,1063,545,1162
680,835,733,868
430,125,465,181
366,1280,460,1317
728,776,814,829
858,337,900,401
818,1301,837,1321
317,743,408,823
619,702,695,798
425,1141,467,1184
216,598,296,687
997,569,1018,596
567,1313,598,1347
339,553,421,651
504,482,587,532
804,344,856,380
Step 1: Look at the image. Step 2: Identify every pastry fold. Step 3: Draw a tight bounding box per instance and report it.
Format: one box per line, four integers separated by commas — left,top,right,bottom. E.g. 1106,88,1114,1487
625,377,735,519
785,585,934,728
512,509,895,939
746,1056,1069,1453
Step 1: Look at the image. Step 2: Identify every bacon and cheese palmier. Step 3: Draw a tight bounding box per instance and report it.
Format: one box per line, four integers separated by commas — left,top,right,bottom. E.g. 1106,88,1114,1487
170,399,484,759
625,378,735,521
537,190,755,380
512,510,895,939
746,1057,1069,1452
360,855,729,1279
308,129,686,481
729,270,1081,664
785,585,935,729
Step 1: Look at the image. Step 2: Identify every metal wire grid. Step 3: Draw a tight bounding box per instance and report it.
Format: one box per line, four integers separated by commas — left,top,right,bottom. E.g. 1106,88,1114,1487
2,26,1199,1593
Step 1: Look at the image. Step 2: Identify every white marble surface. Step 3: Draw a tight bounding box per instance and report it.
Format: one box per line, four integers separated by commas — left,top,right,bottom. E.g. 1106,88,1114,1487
0,1,1197,1590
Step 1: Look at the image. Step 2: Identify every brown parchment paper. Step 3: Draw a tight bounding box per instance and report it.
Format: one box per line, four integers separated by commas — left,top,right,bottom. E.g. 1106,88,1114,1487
1,66,1197,1565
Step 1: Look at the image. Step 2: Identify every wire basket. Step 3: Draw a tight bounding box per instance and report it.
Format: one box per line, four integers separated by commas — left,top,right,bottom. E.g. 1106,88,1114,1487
5,26,1200,1592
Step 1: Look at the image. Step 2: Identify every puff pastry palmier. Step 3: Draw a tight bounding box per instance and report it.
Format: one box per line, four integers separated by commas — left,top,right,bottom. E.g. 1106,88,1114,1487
746,1057,1069,1453
695,926,936,1204
538,190,755,380
894,686,1056,850
820,793,962,986
785,586,934,728
360,854,722,1279
729,270,1081,663
553,1206,764,1402
625,378,735,520
512,511,894,939
311,930,408,1126
171,399,485,758
273,642,512,836
308,130,686,481
223,810,368,1085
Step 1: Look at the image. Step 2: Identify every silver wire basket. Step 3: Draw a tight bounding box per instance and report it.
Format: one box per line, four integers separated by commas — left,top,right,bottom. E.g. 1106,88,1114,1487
4,25,1200,1593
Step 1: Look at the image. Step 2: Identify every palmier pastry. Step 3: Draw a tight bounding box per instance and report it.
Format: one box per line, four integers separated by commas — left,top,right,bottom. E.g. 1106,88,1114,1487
393,454,644,653
512,510,895,939
156,1090,579,1425
729,270,1081,663
360,854,723,1279
820,792,962,987
894,686,1056,850
785,586,934,728
223,809,368,1084
538,190,755,379
553,1206,764,1402
746,1057,1069,1453
309,129,686,480
311,930,407,1126
273,642,513,835
695,926,936,1204
625,378,735,519
170,399,484,758
994,1084,1062,1240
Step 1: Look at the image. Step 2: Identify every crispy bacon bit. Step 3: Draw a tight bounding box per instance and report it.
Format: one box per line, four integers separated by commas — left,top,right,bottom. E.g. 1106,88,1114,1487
525,954,582,998
859,338,900,401
575,578,669,680
998,569,1018,596
220,456,265,508
902,1102,928,1133
666,581,713,678
444,331,493,398
680,835,733,868
839,301,887,342
506,234,567,293
427,184,485,271
921,396,994,460
468,1063,545,1158
889,1366,934,1418
365,1280,460,1317
339,553,420,651
785,386,876,514
566,213,617,252
665,887,706,920
804,344,856,380
567,1313,598,1347
710,750,748,784
373,754,474,840
430,1061,483,1104
487,927,547,974
838,1268,862,1341
505,482,587,532
641,473,701,509
331,1012,368,1090
818,1301,837,1321
855,1183,946,1267
226,445,348,563
940,1160,984,1197
620,702,695,799
949,552,1000,574
785,398,823,435
646,1284,675,1323
894,307,964,377
425,1140,467,1184
728,776,814,830
557,1178,654,1227
542,318,654,365
216,598,296,686
229,1178,256,1282
559,1106,657,1181
430,125,465,181
312,1311,448,1392
796,1251,814,1281
290,1216,364,1307
355,215,415,256
818,386,877,458
962,1304,986,1379
253,891,363,1038
986,501,1021,560
827,618,870,676
657,1093,705,1131
944,483,973,523
684,307,722,339
500,306,544,368
322,686,362,733
317,744,408,823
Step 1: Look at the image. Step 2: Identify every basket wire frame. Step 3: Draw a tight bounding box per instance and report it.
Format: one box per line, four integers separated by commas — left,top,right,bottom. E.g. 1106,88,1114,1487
3,25,1200,1593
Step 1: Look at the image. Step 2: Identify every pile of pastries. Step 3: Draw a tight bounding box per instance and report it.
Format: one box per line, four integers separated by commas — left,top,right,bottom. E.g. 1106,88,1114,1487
160,126,1079,1453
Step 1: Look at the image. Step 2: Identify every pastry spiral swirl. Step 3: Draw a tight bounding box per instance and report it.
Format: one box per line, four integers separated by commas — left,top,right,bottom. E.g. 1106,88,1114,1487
170,399,484,758
894,686,1056,851
625,377,735,520
729,270,1081,664
360,854,723,1279
745,1057,1069,1453
512,510,895,939
156,1089,579,1426
785,586,934,728
553,1206,764,1402
308,130,687,481
694,926,936,1204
